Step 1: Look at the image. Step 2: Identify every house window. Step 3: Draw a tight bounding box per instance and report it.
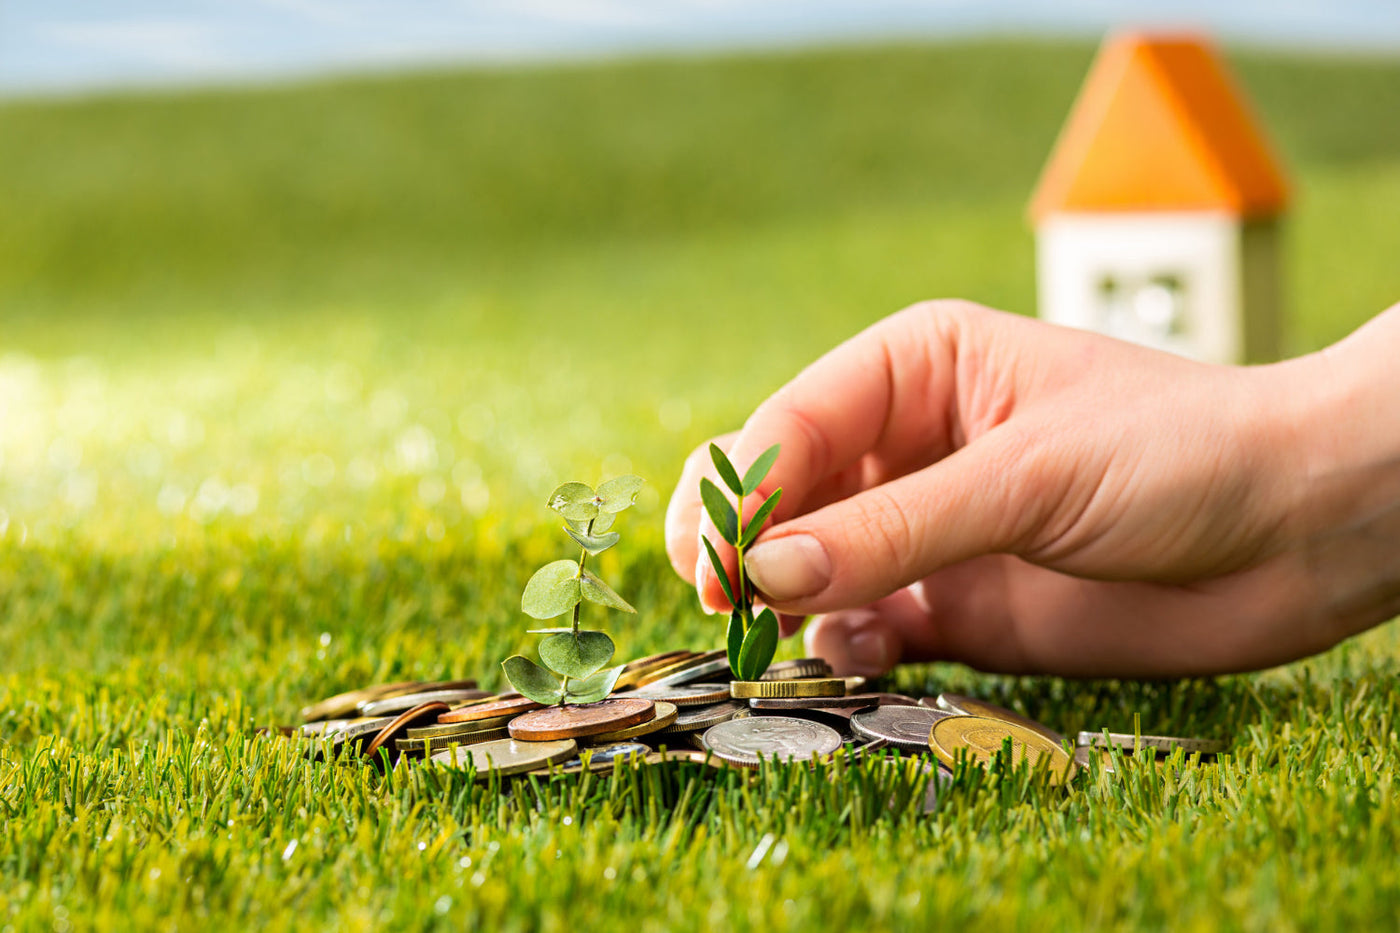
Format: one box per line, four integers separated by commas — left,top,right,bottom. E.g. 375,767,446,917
1131,275,1186,338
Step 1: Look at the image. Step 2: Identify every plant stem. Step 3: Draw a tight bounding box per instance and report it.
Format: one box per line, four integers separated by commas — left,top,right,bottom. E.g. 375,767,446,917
734,495,749,634
560,516,596,707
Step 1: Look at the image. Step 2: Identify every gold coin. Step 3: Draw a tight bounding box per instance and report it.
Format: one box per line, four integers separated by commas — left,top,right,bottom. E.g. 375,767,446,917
936,693,1065,746
432,737,578,778
584,702,679,744
730,678,845,699
397,728,510,755
614,653,696,690
633,650,728,687
408,714,516,739
930,715,1075,786
759,658,834,681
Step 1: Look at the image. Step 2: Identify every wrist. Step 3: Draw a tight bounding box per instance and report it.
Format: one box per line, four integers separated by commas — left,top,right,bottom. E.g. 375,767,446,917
1279,304,1400,639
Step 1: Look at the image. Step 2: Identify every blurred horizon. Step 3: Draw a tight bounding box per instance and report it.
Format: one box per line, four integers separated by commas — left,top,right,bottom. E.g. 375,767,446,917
5,0,1400,99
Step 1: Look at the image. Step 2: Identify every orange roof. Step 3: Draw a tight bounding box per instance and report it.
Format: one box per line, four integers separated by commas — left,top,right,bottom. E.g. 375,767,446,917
1030,32,1289,221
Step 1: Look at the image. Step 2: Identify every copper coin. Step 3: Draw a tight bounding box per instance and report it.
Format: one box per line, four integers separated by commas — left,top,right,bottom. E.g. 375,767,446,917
584,702,679,744
748,694,881,711
630,683,732,706
363,702,451,761
508,698,656,741
438,696,543,724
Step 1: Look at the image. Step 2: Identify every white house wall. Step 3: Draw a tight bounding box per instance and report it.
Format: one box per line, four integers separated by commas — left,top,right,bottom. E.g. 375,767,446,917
1036,211,1242,364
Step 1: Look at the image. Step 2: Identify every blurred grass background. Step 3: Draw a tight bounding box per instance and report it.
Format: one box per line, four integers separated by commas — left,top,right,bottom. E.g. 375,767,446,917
1,40,1399,929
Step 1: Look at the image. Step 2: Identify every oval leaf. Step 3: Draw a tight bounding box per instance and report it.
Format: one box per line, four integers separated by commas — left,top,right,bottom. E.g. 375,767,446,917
709,444,744,496
548,482,598,522
596,475,644,514
521,559,582,620
539,631,616,679
564,663,625,704
727,609,745,679
501,656,563,706
738,608,778,680
701,535,735,608
699,478,738,546
741,444,781,496
739,488,783,548
565,526,621,555
580,570,635,613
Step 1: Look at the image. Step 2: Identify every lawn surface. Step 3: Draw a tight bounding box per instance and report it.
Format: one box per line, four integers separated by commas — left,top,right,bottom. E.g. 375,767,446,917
1,40,1399,930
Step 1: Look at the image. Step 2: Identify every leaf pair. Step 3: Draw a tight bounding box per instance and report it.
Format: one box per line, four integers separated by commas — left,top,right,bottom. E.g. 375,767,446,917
521,559,636,620
502,655,624,706
711,444,779,498
728,607,778,680
700,445,783,549
548,475,644,524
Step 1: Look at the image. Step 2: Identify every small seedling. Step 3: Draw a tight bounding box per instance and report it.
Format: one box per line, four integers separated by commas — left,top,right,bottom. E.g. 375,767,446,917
502,475,644,707
699,444,783,680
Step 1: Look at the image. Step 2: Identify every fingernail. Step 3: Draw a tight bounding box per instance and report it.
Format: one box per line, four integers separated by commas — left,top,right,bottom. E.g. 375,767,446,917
746,534,830,602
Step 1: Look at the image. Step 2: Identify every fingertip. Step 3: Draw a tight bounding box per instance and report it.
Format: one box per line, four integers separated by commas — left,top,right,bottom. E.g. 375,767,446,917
803,610,903,678
777,612,806,638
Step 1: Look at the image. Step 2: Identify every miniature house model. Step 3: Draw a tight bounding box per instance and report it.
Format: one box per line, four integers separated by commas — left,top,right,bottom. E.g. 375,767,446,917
1030,33,1289,364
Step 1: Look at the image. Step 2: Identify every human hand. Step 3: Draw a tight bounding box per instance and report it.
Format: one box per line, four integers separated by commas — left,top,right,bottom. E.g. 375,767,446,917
666,300,1400,678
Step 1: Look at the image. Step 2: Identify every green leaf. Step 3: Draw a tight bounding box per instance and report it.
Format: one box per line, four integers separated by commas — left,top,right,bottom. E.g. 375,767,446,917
741,444,781,496
567,511,615,534
580,570,636,613
738,608,778,680
564,663,625,704
596,475,644,513
709,443,743,496
548,482,598,522
521,559,582,619
526,627,576,634
739,488,783,548
727,609,745,679
501,656,563,706
699,478,738,545
701,536,735,607
565,526,621,555
539,631,615,679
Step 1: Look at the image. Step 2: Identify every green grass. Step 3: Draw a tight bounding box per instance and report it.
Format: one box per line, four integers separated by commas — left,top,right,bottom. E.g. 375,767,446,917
1,39,1399,930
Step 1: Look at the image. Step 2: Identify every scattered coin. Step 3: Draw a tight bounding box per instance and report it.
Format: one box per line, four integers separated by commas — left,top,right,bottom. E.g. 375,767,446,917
309,717,396,760
630,683,733,706
841,676,868,694
1075,730,1228,755
730,678,845,699
396,728,511,756
438,696,543,724
850,706,957,751
408,714,517,739
635,657,734,688
931,715,1075,786
756,705,857,734
563,742,653,770
748,695,881,710
643,748,722,766
859,693,920,707
433,737,578,778
658,700,746,734
622,651,692,672
760,658,835,681
701,717,843,768
300,681,425,722
585,702,679,744
359,688,493,718
362,702,451,762
634,650,728,687
935,693,1066,746
509,698,657,741
614,653,696,690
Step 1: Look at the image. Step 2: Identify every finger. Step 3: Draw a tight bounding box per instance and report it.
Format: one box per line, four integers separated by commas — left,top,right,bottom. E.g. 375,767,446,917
743,422,1043,615
803,588,932,677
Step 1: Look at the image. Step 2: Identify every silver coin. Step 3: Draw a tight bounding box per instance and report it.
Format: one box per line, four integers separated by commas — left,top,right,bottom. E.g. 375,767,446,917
1076,730,1227,755
701,716,843,767
658,700,746,733
748,695,881,710
563,742,652,768
359,689,492,717
752,705,855,735
640,658,734,688
759,658,834,681
1073,745,1118,774
850,706,956,751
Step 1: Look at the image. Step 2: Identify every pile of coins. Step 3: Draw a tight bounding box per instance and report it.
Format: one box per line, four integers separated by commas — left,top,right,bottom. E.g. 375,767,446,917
283,650,1230,784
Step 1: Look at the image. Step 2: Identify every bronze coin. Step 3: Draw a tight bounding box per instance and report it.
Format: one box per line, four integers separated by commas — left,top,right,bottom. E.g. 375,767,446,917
584,702,680,744
438,696,544,724
508,698,656,741
363,702,451,762
748,695,881,711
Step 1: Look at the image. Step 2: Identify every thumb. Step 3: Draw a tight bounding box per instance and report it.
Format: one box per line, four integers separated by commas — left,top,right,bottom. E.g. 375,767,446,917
743,425,1037,614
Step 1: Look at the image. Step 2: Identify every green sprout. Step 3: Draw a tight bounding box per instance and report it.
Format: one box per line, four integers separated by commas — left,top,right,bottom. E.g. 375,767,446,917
699,444,783,681
501,475,644,707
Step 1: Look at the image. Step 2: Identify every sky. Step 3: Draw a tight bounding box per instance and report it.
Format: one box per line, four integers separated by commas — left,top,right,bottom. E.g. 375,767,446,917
4,0,1400,97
